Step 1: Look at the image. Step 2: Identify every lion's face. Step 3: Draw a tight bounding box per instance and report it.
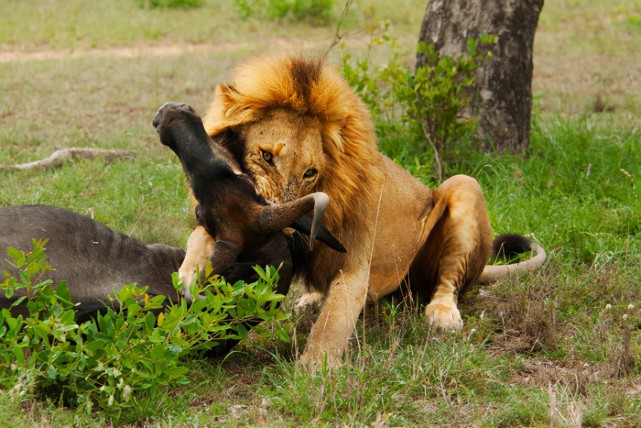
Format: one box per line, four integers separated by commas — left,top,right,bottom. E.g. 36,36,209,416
203,53,381,244
238,108,325,203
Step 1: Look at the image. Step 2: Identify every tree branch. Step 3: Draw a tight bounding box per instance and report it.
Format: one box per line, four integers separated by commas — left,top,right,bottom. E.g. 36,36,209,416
324,0,356,56
0,148,137,171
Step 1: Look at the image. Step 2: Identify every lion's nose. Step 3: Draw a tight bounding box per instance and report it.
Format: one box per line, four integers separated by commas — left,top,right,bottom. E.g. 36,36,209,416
284,179,301,201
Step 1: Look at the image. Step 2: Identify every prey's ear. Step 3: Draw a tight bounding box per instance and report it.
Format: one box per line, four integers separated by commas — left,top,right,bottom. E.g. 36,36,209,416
212,127,247,173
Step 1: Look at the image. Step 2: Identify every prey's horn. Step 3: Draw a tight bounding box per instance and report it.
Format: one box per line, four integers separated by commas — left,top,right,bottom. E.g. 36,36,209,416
257,192,329,249
290,216,346,253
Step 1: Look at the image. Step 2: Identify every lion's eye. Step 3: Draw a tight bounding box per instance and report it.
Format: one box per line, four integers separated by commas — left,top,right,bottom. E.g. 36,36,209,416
303,168,318,179
261,149,273,164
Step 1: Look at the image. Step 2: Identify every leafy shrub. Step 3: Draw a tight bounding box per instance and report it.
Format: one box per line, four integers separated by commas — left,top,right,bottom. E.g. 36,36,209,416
0,240,287,423
340,27,494,180
624,14,641,32
135,0,204,9
234,0,335,25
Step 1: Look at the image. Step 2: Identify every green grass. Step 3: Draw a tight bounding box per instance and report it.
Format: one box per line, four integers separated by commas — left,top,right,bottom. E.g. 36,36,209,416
0,0,421,51
1,0,641,426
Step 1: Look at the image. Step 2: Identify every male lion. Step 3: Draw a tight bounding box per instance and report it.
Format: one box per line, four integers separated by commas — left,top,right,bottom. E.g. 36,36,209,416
179,54,546,367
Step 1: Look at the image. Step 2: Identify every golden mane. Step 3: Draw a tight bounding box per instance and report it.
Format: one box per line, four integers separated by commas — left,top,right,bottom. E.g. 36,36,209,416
202,54,382,239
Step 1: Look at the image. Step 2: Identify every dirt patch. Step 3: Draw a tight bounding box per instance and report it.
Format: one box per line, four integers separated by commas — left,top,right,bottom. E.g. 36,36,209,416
0,38,322,64
3,42,638,117
1,3,639,118
533,50,641,115
517,358,605,395
0,43,224,63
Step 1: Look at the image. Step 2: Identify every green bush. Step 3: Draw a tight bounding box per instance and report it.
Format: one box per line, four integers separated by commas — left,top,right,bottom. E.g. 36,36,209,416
0,240,288,423
135,0,204,9
234,0,335,25
341,30,494,180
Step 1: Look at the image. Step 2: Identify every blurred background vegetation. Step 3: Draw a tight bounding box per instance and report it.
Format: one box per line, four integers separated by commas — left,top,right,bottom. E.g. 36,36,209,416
0,0,640,426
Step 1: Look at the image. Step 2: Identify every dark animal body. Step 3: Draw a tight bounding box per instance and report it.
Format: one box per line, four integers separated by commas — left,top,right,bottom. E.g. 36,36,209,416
152,102,345,301
152,102,346,356
0,103,345,358
0,204,300,357
0,204,185,322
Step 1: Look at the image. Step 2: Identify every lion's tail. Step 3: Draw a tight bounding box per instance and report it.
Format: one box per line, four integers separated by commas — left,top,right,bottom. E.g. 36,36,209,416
478,234,547,284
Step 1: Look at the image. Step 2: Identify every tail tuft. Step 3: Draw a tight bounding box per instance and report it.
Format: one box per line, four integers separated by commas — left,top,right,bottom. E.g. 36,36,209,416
479,233,547,284
492,233,533,259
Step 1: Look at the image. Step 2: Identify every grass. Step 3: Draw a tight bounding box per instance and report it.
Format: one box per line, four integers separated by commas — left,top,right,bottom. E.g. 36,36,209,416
534,0,641,115
1,0,640,426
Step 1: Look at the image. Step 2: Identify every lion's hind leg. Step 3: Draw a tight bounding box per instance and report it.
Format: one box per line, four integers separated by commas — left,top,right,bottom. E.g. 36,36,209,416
410,174,493,331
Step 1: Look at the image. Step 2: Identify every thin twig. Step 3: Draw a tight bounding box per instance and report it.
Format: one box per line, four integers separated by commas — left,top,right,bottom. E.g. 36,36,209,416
421,122,443,181
324,0,356,57
361,181,386,370
0,147,136,171
129,209,146,237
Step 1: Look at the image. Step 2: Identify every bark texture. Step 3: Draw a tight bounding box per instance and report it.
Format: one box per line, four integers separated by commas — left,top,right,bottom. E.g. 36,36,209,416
417,0,544,154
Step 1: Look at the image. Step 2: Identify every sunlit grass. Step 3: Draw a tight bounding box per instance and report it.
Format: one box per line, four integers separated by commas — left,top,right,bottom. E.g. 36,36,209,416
1,0,640,426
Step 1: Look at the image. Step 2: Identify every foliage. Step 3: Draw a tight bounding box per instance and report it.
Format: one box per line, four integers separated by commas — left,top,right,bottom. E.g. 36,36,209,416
474,115,640,265
340,26,494,180
1,1,641,425
260,319,516,426
233,0,335,25
624,14,641,32
0,240,287,424
134,0,204,9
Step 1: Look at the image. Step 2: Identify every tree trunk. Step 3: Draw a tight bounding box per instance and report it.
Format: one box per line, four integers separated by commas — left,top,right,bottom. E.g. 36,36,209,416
416,0,544,155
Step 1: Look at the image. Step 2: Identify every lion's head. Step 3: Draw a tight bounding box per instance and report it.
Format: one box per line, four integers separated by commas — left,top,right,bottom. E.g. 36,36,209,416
202,54,382,287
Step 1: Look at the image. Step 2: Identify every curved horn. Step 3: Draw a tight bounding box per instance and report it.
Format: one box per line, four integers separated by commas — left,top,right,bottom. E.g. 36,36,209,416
289,216,346,253
478,242,547,284
257,192,329,249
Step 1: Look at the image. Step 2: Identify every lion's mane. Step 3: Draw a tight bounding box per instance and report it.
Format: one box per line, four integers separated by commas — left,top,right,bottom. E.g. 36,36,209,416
203,54,383,285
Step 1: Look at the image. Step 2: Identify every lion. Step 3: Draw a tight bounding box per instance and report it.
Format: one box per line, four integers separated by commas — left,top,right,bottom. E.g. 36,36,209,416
178,54,546,367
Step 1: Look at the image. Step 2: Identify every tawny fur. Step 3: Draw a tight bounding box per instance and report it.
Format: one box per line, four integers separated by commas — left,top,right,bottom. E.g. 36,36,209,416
204,55,381,231
203,55,383,293
188,53,546,367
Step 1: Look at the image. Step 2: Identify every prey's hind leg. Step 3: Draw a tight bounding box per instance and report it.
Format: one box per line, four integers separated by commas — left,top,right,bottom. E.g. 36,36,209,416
410,175,493,331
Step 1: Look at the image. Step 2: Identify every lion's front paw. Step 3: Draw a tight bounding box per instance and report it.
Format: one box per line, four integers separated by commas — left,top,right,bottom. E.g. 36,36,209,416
178,267,197,302
425,301,463,331
299,348,342,372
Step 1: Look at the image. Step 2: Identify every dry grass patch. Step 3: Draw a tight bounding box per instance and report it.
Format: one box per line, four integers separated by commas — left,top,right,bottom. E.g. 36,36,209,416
534,0,641,115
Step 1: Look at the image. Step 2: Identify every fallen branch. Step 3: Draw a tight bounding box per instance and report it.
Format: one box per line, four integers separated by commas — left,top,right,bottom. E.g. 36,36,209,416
0,147,137,171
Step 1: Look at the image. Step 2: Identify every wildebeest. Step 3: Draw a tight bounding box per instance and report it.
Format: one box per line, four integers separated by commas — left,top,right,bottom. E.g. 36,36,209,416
0,204,185,322
152,102,345,302
0,104,344,357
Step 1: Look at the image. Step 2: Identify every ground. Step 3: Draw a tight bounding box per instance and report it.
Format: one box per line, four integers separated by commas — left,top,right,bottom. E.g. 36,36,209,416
0,0,639,426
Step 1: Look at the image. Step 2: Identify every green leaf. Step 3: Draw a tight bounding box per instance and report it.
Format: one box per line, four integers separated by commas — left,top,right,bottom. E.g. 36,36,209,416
163,366,188,379
6,247,25,266
4,287,14,299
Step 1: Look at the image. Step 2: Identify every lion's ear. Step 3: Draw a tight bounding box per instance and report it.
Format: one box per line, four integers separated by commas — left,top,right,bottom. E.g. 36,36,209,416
217,83,238,108
203,83,242,136
204,82,265,137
